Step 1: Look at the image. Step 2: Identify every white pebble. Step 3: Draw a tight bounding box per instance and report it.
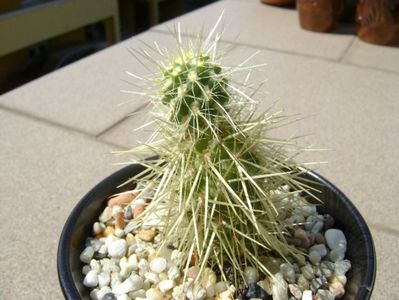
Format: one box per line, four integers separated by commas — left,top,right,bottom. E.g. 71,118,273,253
150,257,167,273
80,246,94,264
99,244,108,256
113,275,142,294
187,286,207,300
93,222,106,235
146,288,163,300
83,270,99,287
144,272,159,284
128,254,139,270
128,289,146,298
90,288,100,300
159,279,175,292
99,207,113,223
97,286,112,300
116,294,130,300
168,265,180,280
98,272,111,288
302,290,312,300
90,259,101,272
271,273,288,300
111,272,123,289
138,258,149,270
171,249,183,262
115,228,125,238
325,229,347,251
215,281,228,294
329,281,345,298
108,239,127,258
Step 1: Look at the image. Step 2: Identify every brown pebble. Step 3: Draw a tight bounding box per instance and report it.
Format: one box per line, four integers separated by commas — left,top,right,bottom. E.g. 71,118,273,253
189,253,199,267
108,192,137,207
137,229,156,242
133,205,146,219
187,266,200,278
314,232,326,244
295,228,311,249
115,211,125,229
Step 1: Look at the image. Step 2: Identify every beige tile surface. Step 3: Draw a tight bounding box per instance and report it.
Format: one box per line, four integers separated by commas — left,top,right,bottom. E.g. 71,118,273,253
0,31,178,136
224,45,399,230
370,227,399,299
0,109,123,300
342,38,399,74
152,0,354,60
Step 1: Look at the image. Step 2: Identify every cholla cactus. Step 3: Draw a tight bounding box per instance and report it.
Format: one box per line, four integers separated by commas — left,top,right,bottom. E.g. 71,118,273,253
121,16,317,288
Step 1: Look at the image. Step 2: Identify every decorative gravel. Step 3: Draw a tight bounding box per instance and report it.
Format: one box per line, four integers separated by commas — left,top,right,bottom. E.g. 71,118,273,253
80,184,351,300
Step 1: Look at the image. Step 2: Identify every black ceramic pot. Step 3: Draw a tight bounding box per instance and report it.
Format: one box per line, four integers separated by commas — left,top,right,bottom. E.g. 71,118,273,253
58,164,376,299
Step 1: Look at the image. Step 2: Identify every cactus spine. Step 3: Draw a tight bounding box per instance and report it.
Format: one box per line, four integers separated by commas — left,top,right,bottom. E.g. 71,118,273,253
123,19,314,288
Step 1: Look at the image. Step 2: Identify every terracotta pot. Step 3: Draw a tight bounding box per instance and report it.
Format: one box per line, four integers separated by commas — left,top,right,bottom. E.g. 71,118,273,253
261,0,295,5
357,0,399,45
298,0,343,32
57,163,376,299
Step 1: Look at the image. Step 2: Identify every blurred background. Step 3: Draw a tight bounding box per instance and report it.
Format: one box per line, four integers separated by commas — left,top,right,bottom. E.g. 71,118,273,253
0,0,218,95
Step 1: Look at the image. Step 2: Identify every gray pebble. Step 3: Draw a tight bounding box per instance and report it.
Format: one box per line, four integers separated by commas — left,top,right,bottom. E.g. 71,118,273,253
124,206,133,220
325,229,347,252
300,265,314,281
297,274,309,291
320,262,334,278
102,293,117,300
334,259,351,275
309,244,327,258
262,257,283,274
323,215,335,230
280,263,296,283
288,284,302,299
124,220,140,234
311,276,327,293
316,289,335,300
329,248,345,262
80,246,94,264
309,251,322,265
311,221,324,234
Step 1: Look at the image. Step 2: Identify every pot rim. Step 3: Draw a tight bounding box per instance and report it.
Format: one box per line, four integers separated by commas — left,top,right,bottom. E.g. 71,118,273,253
57,165,376,299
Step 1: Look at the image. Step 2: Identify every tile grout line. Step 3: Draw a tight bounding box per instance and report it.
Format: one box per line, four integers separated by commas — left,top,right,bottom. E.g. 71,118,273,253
150,28,399,76
338,36,356,62
149,28,339,62
95,102,149,138
369,222,399,238
340,60,399,76
0,104,128,150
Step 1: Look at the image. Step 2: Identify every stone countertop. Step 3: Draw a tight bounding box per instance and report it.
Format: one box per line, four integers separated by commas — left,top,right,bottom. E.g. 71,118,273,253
1,0,398,299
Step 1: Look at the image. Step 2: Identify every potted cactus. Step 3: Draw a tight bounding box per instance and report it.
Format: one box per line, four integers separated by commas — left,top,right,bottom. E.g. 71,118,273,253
58,17,376,300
